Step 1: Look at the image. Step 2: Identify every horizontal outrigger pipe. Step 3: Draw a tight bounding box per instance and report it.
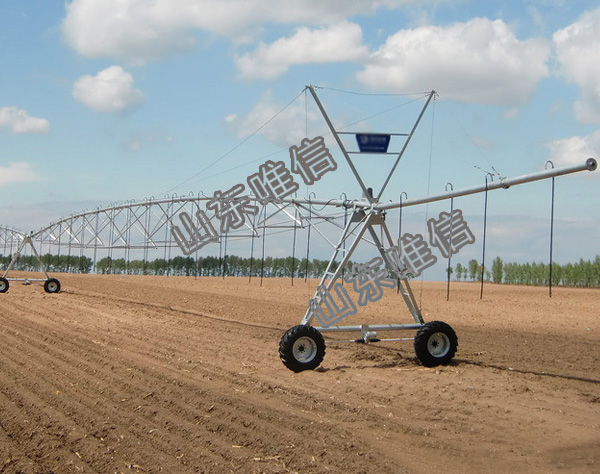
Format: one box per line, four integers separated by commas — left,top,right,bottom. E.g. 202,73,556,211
378,157,597,211
280,157,596,211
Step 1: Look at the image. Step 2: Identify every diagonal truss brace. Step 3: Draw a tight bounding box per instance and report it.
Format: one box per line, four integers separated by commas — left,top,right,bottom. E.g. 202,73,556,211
301,208,424,332
307,85,436,203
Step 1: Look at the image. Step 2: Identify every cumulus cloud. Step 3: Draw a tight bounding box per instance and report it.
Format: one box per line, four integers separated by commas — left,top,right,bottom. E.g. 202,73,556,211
72,66,145,113
357,18,550,105
61,0,408,63
229,91,325,147
546,130,600,169
235,21,368,79
0,107,50,134
0,162,41,186
553,7,600,124
123,129,174,152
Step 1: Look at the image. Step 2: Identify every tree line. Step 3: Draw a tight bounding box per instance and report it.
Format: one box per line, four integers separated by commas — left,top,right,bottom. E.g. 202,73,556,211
3,252,599,287
453,256,600,288
0,253,338,279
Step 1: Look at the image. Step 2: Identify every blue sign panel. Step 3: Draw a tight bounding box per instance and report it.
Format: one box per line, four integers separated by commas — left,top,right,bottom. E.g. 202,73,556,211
355,133,391,153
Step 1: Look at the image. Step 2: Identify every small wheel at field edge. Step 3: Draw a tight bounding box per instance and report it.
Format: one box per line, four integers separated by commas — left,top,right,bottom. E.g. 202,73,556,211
44,278,61,294
279,325,326,373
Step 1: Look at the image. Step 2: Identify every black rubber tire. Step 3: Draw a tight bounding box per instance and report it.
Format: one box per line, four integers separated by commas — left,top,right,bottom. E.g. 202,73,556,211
0,277,8,293
44,278,61,294
279,325,326,373
414,321,458,367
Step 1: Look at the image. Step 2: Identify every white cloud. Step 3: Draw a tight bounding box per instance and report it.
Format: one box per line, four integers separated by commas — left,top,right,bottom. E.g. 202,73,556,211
123,129,174,152
231,91,326,147
0,162,41,187
553,7,600,124
0,107,50,134
235,21,368,79
503,107,519,120
357,18,550,105
470,135,495,150
72,66,145,113
546,130,600,169
61,0,408,63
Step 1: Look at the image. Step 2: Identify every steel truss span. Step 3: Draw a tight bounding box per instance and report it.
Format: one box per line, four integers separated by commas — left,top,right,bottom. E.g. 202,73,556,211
0,157,596,277
1,156,591,258
31,196,341,252
0,226,25,250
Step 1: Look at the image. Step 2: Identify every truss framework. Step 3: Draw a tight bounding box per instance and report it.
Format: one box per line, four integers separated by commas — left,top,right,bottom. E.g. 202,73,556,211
277,85,597,372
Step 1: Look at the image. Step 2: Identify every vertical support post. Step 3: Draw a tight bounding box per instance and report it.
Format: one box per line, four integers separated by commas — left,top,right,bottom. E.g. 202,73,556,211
79,216,85,273
222,232,228,279
290,198,298,286
480,174,493,299
546,161,555,297
249,210,256,283
93,211,99,273
67,221,73,273
143,201,151,275
57,222,62,271
108,208,115,274
164,200,171,276
260,206,267,286
125,205,132,274
304,195,313,282
445,183,454,301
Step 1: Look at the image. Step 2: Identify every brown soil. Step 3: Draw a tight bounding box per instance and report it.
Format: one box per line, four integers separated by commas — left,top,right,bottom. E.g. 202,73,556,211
0,273,598,473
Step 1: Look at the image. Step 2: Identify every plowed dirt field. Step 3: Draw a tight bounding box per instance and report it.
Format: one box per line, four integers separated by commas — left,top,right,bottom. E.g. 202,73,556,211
0,273,598,474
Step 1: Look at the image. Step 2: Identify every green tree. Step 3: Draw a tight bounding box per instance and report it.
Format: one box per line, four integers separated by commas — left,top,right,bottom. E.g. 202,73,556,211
468,259,479,281
492,256,503,283
455,263,463,281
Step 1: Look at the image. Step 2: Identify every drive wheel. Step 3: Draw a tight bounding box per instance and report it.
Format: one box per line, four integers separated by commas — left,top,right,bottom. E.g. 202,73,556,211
0,277,8,293
414,321,457,367
44,278,61,294
279,325,325,372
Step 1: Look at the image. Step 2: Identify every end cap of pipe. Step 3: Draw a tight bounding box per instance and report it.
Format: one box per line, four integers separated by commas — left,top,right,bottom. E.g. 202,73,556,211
586,158,597,171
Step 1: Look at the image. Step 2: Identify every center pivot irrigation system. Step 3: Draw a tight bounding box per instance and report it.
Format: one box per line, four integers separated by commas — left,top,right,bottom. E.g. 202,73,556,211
276,86,597,373
0,85,597,371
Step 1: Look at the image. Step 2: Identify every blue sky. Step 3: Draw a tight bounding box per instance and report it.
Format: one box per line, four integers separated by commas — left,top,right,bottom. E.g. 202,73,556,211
1,0,599,278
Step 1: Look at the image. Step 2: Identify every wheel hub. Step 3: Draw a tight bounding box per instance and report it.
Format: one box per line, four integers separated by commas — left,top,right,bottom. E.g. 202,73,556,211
427,332,451,358
292,336,318,363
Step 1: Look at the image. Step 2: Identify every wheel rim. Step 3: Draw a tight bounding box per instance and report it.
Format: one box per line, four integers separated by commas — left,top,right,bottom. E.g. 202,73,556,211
292,336,318,363
427,332,451,358
0,282,6,291
47,282,58,292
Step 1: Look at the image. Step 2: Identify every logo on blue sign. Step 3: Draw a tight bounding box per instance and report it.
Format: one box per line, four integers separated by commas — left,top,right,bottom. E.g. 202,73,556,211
355,133,391,153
